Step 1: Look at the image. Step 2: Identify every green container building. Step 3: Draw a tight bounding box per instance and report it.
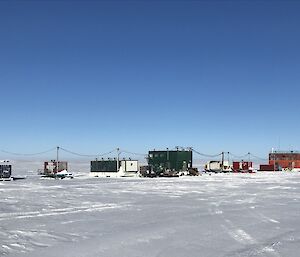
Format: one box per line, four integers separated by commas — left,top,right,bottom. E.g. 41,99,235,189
148,150,193,175
91,160,118,172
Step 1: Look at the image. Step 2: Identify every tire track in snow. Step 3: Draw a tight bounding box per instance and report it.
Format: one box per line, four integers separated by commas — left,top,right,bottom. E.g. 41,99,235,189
208,203,281,257
221,219,256,244
222,219,281,257
0,203,127,221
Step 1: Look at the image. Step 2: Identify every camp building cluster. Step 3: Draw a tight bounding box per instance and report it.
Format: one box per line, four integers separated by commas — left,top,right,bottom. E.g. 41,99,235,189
42,149,300,178
1,149,300,180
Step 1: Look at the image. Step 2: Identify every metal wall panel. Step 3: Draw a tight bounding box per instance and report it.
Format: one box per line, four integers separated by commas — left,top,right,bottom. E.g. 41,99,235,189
91,160,118,172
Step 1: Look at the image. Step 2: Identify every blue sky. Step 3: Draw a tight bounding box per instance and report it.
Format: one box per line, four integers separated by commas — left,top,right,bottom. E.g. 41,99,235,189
1,0,300,159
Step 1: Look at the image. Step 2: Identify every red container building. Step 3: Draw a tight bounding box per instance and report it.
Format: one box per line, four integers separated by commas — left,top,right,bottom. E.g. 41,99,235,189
269,151,300,170
233,161,253,172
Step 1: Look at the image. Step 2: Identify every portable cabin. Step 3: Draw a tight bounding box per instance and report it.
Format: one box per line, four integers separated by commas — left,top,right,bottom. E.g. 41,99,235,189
44,160,68,175
0,160,12,181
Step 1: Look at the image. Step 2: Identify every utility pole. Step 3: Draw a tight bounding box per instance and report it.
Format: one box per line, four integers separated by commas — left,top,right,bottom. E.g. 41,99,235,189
167,147,169,161
166,147,170,170
272,148,275,172
56,146,59,173
221,152,224,171
117,148,120,172
248,152,251,170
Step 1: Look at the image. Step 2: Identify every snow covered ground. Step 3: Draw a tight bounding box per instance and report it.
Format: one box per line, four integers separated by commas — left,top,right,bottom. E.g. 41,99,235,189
0,172,299,257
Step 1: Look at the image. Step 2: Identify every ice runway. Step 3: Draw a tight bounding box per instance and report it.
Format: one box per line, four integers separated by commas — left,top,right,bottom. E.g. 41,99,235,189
0,172,299,257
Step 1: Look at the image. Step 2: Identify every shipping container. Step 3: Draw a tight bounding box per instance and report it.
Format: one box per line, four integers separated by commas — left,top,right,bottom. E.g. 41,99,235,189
259,164,276,171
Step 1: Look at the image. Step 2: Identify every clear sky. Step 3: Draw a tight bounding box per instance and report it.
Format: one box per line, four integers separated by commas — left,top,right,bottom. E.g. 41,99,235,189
1,0,300,159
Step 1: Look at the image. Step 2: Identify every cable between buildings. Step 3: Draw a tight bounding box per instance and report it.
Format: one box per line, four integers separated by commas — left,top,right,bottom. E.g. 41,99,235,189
229,152,250,159
59,147,116,157
1,147,57,156
120,149,147,157
249,153,268,161
192,149,222,158
0,146,270,162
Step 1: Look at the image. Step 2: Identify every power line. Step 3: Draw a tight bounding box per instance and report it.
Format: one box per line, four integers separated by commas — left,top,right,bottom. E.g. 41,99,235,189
120,149,147,157
250,153,268,161
229,152,250,159
192,149,222,158
0,146,270,162
1,147,57,156
59,147,116,157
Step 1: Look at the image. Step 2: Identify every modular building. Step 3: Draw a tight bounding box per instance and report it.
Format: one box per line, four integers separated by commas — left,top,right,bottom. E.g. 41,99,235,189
148,150,192,176
269,151,300,171
0,160,12,180
232,161,253,173
90,159,139,178
44,161,68,175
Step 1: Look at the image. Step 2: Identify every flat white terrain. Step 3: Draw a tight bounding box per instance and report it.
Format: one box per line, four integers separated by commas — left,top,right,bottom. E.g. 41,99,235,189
0,172,299,257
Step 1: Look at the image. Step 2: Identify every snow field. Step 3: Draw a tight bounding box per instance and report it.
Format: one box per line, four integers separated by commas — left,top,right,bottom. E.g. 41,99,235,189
0,172,299,257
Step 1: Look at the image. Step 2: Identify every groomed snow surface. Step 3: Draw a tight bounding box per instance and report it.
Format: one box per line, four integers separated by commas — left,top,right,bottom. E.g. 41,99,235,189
0,172,299,257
